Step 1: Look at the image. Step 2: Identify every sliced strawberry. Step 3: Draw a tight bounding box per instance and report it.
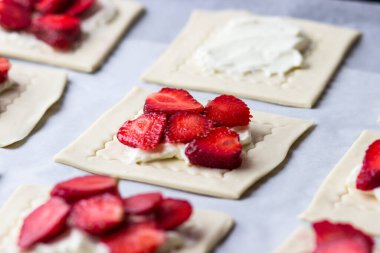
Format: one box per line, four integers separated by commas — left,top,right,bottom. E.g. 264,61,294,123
18,197,70,249
71,193,124,235
51,175,118,203
3,0,36,11
0,1,32,30
102,222,165,253
124,192,163,215
36,0,74,14
32,15,81,51
0,57,11,83
117,113,167,150
356,139,380,190
313,220,374,253
185,127,242,169
144,88,204,115
165,112,214,143
205,95,252,127
155,198,192,230
65,0,95,16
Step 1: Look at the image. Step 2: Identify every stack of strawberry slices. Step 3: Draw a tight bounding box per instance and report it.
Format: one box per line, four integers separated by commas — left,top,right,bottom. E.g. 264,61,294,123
0,0,97,50
18,175,193,253
0,57,11,84
312,220,374,253
117,88,253,170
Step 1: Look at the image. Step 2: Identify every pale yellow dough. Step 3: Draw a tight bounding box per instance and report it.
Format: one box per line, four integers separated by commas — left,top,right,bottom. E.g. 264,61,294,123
0,0,144,73
54,87,313,199
274,226,380,253
142,11,360,108
300,131,380,236
0,185,234,253
0,64,66,147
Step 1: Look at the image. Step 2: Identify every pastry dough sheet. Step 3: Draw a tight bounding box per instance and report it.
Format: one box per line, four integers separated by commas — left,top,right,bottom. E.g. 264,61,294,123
0,0,144,73
300,131,380,236
142,11,360,108
0,185,234,253
274,225,380,253
0,64,67,147
54,87,313,199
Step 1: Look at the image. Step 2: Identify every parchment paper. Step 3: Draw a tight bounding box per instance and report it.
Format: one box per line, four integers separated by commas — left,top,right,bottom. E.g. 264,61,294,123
1,0,380,252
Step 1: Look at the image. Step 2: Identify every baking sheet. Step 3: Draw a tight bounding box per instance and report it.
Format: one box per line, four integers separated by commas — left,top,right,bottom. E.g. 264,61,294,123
1,0,380,252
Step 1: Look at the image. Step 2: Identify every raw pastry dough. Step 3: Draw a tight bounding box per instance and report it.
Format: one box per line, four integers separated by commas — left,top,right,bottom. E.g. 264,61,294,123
54,87,313,199
274,225,380,253
0,185,234,253
0,0,144,73
300,131,380,236
142,11,360,108
0,64,67,147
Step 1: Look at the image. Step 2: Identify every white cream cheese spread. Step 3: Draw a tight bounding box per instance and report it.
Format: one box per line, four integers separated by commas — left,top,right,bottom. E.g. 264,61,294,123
346,165,380,200
97,125,252,165
0,0,118,50
82,0,118,33
194,15,309,77
29,230,109,253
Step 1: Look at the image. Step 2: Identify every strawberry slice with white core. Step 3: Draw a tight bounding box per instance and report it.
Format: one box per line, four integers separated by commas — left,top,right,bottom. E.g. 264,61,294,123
101,222,166,253
32,14,81,50
71,193,124,235
65,0,95,16
356,139,380,190
155,198,192,230
123,192,163,215
117,113,167,150
18,197,70,249
185,127,242,169
51,175,118,203
165,112,214,143
0,1,32,30
0,57,11,84
313,220,374,253
205,94,252,127
144,88,204,115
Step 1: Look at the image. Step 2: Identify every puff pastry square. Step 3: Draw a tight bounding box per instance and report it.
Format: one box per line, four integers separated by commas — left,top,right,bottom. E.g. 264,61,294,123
142,11,360,108
0,64,66,147
0,0,144,73
0,185,234,253
300,131,380,236
54,87,313,199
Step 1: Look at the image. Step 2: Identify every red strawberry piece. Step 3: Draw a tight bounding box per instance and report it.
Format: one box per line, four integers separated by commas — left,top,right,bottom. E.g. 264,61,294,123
185,127,242,169
3,0,36,11
356,139,380,191
155,198,192,230
51,175,118,203
71,193,124,235
102,222,165,253
65,0,95,16
18,197,70,249
117,113,167,150
0,1,32,31
144,88,204,115
36,0,74,14
312,220,374,253
32,15,81,51
124,192,163,215
205,94,252,127
165,112,214,143
0,57,11,83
